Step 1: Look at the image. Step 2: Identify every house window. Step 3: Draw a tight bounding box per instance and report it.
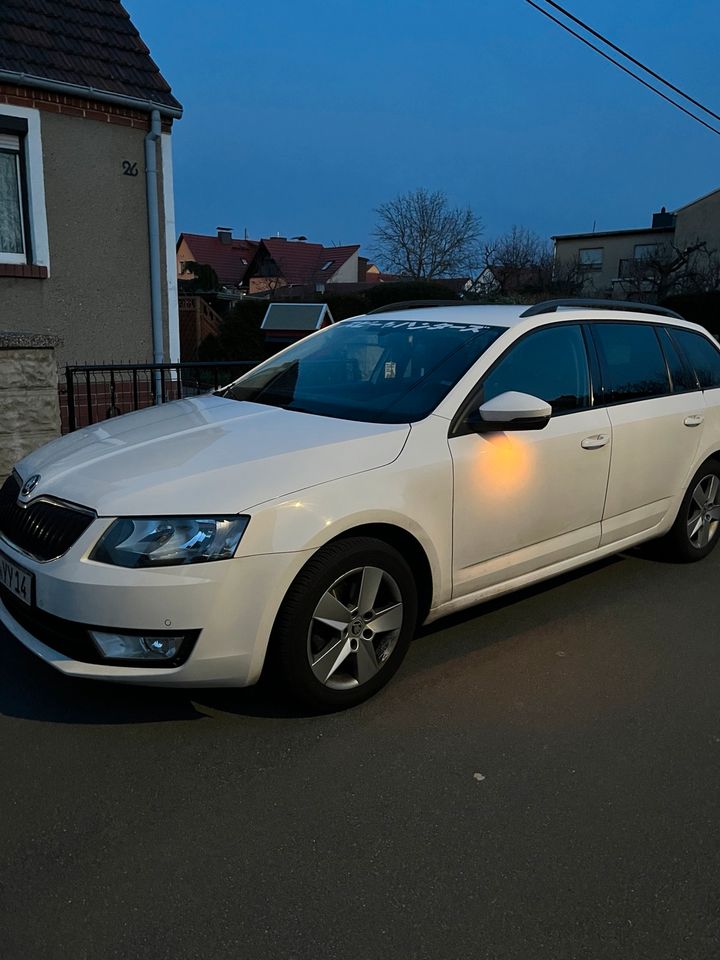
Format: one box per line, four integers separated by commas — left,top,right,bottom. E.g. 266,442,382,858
321,259,334,271
579,247,603,270
634,243,660,260
0,133,27,263
0,107,50,274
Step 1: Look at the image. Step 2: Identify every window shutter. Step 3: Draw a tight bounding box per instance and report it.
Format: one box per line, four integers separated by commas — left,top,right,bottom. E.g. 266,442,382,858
0,133,20,151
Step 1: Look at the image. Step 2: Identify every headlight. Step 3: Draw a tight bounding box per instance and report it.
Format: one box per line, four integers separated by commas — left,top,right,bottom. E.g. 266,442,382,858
90,516,250,568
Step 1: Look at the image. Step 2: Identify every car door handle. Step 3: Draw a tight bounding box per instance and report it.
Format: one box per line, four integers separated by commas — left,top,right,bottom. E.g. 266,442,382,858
683,415,704,427
581,434,610,450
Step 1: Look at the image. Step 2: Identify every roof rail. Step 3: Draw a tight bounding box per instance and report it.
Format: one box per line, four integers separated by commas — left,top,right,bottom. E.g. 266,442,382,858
519,298,684,321
367,300,465,315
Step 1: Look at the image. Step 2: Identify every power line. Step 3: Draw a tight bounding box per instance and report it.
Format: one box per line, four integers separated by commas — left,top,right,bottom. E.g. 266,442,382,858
524,0,720,138
539,0,720,124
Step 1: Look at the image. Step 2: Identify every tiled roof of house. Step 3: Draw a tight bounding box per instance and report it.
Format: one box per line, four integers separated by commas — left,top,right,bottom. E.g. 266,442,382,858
260,239,360,285
179,233,259,287
0,0,181,111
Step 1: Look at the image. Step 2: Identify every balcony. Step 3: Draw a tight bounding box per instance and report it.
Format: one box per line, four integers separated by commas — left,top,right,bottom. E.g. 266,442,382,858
618,258,656,280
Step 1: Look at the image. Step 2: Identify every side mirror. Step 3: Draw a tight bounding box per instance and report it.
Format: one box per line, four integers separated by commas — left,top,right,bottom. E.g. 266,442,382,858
470,391,552,432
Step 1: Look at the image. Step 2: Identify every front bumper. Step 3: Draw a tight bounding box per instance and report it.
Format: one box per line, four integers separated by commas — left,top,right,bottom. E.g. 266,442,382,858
0,522,312,687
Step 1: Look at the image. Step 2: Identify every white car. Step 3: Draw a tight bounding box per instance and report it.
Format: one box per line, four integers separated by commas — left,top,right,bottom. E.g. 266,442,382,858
2,298,720,709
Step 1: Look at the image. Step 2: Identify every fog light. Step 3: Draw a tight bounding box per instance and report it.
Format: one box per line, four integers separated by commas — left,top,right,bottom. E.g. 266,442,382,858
90,631,184,662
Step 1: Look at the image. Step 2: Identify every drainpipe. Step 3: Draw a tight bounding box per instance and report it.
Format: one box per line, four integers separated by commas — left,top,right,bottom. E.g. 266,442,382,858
145,109,164,399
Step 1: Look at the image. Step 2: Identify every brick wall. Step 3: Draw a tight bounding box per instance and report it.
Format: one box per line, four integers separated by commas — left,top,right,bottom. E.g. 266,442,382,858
0,82,173,131
0,333,62,482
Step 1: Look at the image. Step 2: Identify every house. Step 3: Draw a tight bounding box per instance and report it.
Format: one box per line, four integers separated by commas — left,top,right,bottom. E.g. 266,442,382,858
0,0,182,365
553,188,720,298
470,265,548,297
244,238,361,296
177,228,259,291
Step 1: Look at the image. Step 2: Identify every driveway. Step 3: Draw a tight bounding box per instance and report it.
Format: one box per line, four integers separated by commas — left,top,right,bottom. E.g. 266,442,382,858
1,548,718,959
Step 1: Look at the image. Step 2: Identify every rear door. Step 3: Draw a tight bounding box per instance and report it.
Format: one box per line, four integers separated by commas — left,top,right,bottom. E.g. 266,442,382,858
591,321,705,546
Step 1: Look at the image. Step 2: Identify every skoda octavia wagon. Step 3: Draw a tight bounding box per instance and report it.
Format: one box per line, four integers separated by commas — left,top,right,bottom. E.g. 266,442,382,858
2,298,720,709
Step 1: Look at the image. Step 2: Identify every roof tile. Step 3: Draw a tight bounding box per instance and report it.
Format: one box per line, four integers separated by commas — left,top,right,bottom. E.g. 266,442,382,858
179,234,260,287
258,239,360,285
0,0,181,111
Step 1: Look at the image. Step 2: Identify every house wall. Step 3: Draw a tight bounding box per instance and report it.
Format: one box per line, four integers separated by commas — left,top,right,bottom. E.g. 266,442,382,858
675,190,720,256
329,252,359,284
0,100,174,366
554,230,674,295
248,277,288,295
176,236,196,279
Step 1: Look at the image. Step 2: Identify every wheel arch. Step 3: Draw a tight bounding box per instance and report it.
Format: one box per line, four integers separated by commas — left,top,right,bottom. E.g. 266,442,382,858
261,522,436,688
699,449,720,468
325,523,435,624
667,448,720,530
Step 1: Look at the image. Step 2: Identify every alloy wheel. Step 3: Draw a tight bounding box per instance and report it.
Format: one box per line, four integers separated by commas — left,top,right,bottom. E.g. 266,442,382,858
307,565,404,690
687,474,720,549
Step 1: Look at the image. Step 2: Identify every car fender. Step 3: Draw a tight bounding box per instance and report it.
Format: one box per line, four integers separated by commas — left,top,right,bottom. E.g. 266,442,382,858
235,416,454,608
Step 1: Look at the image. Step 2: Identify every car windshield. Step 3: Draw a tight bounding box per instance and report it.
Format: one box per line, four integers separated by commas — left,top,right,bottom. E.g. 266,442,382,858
220,317,506,423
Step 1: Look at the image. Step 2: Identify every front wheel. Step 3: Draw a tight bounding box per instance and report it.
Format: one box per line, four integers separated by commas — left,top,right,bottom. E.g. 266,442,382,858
271,537,418,710
656,461,720,562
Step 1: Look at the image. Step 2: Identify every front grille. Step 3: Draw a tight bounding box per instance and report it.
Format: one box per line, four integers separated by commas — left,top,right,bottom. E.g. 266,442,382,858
0,474,95,561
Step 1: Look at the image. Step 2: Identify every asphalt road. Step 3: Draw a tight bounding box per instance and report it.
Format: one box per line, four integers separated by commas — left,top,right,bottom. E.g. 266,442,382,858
1,547,719,960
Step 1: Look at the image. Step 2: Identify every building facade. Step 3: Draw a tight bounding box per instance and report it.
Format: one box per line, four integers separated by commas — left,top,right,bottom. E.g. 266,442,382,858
553,189,720,299
0,0,182,365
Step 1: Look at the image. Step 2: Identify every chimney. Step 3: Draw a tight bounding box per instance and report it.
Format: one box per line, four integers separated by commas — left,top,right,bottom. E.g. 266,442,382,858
651,207,676,229
217,226,233,244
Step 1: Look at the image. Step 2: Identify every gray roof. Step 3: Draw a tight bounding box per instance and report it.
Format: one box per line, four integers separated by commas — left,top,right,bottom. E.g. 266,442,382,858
261,303,334,331
553,226,674,242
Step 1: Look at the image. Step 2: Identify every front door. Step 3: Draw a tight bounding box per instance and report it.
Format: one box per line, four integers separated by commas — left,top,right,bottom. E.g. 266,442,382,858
449,324,612,596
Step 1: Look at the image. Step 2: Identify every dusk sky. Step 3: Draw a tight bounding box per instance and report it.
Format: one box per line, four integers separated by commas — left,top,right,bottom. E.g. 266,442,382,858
126,0,720,253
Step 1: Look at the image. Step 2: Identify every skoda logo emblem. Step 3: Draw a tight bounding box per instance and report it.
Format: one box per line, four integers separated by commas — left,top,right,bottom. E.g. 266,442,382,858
20,474,41,498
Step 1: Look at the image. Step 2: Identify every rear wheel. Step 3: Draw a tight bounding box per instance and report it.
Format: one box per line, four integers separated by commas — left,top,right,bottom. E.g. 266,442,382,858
656,461,720,562
271,537,418,710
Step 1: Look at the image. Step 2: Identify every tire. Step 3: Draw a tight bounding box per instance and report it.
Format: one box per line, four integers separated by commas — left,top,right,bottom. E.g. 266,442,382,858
270,537,418,710
656,460,720,562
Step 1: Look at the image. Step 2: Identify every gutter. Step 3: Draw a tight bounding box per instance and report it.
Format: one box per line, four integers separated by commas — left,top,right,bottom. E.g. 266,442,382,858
0,69,183,118
145,109,164,374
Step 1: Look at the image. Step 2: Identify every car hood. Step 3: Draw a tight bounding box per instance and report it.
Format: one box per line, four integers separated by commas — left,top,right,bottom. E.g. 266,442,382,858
17,396,410,516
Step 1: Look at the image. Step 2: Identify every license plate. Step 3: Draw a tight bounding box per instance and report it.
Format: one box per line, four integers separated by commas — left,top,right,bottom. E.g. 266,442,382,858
0,550,35,607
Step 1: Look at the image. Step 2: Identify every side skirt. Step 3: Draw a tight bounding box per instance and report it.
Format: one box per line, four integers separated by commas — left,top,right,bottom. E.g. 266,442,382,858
423,520,667,625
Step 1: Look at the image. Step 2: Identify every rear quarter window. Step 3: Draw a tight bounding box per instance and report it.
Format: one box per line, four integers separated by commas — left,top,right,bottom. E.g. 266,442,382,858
670,328,720,389
657,327,696,393
592,322,670,403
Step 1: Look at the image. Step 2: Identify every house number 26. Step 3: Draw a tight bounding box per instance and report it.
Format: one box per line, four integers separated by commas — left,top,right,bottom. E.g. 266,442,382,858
122,160,139,177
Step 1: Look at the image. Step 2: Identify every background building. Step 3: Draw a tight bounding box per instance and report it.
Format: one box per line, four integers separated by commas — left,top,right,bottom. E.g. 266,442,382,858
553,189,720,301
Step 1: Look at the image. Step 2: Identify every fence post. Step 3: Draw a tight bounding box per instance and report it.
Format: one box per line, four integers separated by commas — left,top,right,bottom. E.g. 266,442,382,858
85,370,93,425
0,334,63,481
65,366,76,433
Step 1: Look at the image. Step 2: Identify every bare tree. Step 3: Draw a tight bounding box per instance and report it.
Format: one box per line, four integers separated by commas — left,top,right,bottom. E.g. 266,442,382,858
478,226,551,296
472,225,584,300
616,240,716,301
371,188,483,280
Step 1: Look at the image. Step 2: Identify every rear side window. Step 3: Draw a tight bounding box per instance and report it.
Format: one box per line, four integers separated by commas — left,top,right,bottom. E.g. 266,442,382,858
670,328,720,389
657,327,696,393
482,324,590,413
592,322,670,403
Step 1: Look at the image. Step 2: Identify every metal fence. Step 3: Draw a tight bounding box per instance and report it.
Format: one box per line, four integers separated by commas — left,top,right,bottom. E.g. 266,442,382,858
63,360,258,433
